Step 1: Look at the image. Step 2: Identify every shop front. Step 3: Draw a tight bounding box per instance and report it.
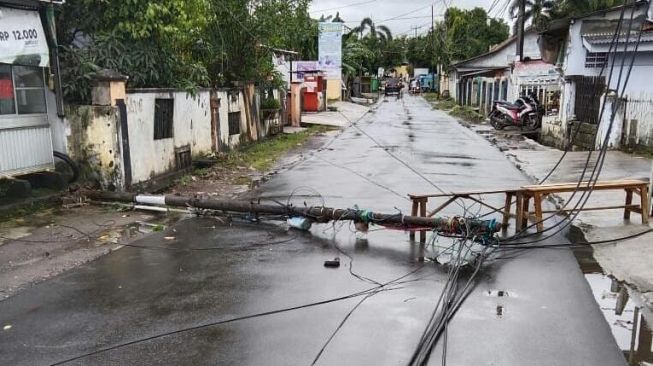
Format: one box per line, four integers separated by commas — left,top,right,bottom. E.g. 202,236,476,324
0,3,54,177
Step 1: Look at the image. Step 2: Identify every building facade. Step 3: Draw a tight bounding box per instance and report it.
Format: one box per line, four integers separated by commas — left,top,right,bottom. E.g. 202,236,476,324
0,0,63,177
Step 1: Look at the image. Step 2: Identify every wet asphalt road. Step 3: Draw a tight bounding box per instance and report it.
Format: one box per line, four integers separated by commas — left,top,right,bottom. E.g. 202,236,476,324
0,94,626,365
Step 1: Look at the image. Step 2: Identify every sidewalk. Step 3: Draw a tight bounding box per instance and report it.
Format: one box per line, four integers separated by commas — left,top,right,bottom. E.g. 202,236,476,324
468,122,653,319
301,101,370,127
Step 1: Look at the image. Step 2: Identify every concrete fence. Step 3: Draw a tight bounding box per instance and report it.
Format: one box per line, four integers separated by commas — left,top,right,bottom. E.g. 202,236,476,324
62,82,284,191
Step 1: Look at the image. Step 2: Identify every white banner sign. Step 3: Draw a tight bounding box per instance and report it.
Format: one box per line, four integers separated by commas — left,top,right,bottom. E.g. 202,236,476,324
0,7,50,67
318,22,342,80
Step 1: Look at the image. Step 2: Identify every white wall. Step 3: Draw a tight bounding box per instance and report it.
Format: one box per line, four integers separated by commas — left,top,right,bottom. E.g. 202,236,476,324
125,90,212,184
456,32,542,70
46,90,68,154
215,89,248,150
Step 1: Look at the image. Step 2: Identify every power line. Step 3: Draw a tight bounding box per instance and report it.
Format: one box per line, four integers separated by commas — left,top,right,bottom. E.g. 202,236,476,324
50,266,426,366
501,0,645,245
310,0,378,14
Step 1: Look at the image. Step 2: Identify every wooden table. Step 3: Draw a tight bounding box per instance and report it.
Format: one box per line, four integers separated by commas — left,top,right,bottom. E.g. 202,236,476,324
517,179,650,233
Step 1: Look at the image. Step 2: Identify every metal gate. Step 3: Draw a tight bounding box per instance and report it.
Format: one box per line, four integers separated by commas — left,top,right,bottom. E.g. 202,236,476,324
574,76,605,124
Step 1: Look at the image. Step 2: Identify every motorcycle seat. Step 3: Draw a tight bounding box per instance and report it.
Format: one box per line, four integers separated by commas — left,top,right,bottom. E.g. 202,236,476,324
496,101,522,110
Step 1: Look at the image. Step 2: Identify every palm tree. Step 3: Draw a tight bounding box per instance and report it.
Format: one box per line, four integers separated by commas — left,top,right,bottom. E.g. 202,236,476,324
509,0,556,33
349,17,393,42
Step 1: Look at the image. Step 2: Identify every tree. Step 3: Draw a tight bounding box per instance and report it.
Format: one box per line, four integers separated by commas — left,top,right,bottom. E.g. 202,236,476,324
56,0,212,103
350,17,393,42
508,0,556,33
56,0,319,102
444,7,510,64
552,0,624,18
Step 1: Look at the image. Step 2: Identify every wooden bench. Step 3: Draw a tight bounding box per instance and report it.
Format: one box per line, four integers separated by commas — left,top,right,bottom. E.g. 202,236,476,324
518,179,650,233
408,189,521,243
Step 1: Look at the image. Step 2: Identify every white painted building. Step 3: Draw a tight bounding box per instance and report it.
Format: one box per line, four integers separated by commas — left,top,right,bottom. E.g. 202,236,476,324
450,30,560,116
0,2,63,177
539,1,653,150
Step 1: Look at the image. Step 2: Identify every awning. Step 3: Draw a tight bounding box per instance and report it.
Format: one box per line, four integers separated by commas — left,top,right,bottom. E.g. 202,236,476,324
580,17,653,52
0,6,50,67
459,68,508,78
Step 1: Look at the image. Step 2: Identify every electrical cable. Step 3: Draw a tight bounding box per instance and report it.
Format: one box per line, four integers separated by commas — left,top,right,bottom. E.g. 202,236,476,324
310,265,427,365
50,265,426,366
496,1,638,243
314,154,411,201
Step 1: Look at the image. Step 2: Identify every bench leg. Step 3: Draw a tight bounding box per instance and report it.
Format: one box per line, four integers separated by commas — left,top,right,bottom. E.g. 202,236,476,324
625,188,633,220
641,185,650,225
521,196,531,230
502,192,513,233
533,193,544,233
410,200,418,241
419,199,427,244
515,193,523,235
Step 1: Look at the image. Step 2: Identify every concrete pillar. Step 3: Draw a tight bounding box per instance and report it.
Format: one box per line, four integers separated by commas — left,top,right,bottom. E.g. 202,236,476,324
326,79,341,101
290,82,302,127
91,69,127,106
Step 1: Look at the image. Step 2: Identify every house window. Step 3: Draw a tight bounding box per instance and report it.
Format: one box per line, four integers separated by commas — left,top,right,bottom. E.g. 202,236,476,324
154,98,174,139
0,64,15,115
0,64,46,115
585,52,608,68
228,111,241,135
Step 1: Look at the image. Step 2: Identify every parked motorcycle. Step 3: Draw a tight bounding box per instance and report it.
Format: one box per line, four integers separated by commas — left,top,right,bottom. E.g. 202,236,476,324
489,94,542,131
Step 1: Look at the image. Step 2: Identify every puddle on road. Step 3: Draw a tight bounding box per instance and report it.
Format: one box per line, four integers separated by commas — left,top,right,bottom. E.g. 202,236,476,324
572,246,652,363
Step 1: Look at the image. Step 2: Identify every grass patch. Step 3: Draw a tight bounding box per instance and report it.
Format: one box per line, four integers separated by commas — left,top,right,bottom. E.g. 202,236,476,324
434,99,457,110
423,93,439,103
226,125,333,172
176,175,193,186
449,105,486,123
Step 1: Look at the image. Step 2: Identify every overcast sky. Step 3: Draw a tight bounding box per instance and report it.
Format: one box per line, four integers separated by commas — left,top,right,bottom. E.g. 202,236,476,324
308,0,514,37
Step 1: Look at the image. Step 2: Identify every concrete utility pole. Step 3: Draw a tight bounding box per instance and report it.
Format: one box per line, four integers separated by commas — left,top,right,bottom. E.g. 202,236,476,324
517,0,526,61
431,5,436,92
650,160,653,214
88,192,502,236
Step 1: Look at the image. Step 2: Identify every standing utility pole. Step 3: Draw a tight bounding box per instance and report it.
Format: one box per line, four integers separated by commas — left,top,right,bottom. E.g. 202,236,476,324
431,5,436,92
517,0,526,61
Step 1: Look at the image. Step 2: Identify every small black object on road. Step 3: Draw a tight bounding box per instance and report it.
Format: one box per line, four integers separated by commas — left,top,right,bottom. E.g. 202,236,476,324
324,258,340,268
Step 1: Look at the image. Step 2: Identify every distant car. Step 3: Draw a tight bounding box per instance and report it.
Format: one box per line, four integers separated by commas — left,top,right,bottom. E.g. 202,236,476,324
385,78,402,96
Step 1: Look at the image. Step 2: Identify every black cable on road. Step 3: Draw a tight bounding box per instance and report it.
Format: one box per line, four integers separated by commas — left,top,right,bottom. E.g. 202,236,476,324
50,265,426,366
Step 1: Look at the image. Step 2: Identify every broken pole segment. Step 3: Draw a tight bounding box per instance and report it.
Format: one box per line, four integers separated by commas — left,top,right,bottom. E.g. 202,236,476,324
87,192,502,236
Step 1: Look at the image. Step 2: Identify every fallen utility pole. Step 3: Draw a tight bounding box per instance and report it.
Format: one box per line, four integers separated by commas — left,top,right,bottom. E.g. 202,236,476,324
88,192,501,236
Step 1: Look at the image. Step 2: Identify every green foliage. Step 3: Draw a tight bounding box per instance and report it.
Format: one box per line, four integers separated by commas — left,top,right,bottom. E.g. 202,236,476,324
449,105,485,122
445,8,510,65
56,0,317,103
509,0,556,33
260,97,281,110
226,125,332,171
204,0,316,87
405,7,509,70
510,0,626,33
551,0,625,18
59,31,210,103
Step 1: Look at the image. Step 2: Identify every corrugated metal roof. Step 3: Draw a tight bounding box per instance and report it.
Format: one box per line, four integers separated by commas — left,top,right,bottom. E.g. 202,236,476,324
583,31,653,44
